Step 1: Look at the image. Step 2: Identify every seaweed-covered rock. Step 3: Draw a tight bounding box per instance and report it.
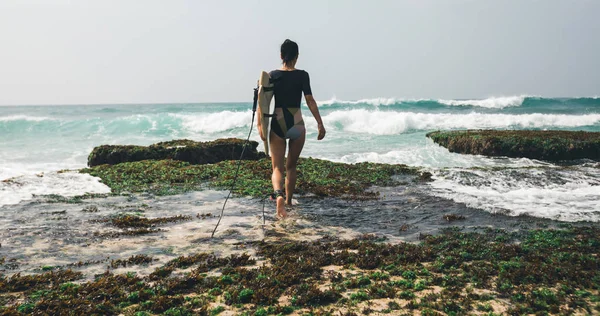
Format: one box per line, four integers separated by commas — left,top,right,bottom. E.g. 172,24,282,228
427,130,600,161
81,157,422,199
87,138,266,167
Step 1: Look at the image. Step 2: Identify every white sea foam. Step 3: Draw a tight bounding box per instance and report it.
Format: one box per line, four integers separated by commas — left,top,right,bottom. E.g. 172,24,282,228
170,111,252,134
322,110,600,135
316,95,534,108
438,95,530,108
0,161,82,181
318,97,403,106
109,114,157,127
335,144,545,168
0,171,111,207
428,167,600,222
0,115,55,122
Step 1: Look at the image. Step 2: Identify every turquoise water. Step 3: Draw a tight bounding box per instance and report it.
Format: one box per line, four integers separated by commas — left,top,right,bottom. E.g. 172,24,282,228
1,96,599,221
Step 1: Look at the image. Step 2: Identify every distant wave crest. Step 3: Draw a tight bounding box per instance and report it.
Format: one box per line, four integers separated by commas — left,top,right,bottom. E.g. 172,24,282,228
438,95,530,108
318,97,404,106
317,96,532,108
321,110,600,135
0,115,55,122
317,95,600,109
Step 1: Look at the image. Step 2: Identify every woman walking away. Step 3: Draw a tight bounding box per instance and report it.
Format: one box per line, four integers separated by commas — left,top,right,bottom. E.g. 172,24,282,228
257,39,326,218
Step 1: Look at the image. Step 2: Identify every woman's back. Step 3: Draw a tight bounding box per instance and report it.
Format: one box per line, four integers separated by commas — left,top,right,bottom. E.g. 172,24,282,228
269,69,312,109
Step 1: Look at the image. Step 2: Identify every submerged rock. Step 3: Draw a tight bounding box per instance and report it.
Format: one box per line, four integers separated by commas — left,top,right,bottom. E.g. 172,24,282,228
427,130,600,161
87,138,266,167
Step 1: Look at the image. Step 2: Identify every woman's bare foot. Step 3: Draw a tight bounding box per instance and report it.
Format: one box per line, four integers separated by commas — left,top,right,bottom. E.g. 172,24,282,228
276,196,287,218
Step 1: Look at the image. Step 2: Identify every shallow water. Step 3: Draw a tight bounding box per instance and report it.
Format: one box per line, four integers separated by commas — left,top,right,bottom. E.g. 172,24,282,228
2,182,595,277
0,190,359,277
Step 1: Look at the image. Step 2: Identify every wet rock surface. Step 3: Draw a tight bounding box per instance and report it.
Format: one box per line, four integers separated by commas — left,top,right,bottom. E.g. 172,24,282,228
427,130,600,161
87,138,266,167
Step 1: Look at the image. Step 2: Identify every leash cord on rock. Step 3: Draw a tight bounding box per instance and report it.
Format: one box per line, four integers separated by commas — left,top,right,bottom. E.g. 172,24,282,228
211,87,264,238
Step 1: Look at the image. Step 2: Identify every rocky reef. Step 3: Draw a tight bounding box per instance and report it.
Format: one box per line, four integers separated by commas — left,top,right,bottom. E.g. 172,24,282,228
2,137,599,315
427,130,600,161
87,138,266,167
81,157,428,199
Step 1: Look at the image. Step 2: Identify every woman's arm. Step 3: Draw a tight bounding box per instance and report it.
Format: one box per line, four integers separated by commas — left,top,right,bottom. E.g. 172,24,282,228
305,94,326,140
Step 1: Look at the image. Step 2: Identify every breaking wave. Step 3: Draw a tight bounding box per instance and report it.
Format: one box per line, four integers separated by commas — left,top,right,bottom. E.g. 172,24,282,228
316,95,600,110
321,110,600,135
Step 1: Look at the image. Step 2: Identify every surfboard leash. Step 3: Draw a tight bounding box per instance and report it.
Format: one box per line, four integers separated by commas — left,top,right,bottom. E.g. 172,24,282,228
211,86,261,238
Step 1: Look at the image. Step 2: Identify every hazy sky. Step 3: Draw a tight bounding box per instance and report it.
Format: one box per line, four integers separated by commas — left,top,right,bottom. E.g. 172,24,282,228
1,0,599,105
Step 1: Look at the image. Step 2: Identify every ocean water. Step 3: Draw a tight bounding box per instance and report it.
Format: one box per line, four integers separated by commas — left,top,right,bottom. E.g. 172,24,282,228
1,96,599,221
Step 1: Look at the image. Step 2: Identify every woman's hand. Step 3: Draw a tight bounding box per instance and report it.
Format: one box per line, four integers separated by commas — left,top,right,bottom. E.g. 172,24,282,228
317,123,326,140
305,95,325,140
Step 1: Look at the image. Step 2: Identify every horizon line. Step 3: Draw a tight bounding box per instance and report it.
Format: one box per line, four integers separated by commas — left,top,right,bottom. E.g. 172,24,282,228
0,95,598,107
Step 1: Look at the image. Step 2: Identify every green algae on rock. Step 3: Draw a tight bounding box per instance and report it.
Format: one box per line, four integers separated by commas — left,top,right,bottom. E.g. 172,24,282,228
81,157,423,199
427,130,600,161
110,255,155,269
105,214,193,229
1,227,599,315
87,138,266,167
93,214,194,239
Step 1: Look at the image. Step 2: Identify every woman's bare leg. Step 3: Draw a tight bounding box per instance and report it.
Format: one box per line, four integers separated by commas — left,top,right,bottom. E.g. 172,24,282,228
285,131,305,205
269,131,287,217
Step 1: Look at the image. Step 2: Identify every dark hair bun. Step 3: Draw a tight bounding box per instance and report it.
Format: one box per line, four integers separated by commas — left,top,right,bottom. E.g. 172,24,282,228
281,39,299,66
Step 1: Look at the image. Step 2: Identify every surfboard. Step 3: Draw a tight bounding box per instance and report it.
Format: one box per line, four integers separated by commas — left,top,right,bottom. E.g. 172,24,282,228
258,71,274,154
